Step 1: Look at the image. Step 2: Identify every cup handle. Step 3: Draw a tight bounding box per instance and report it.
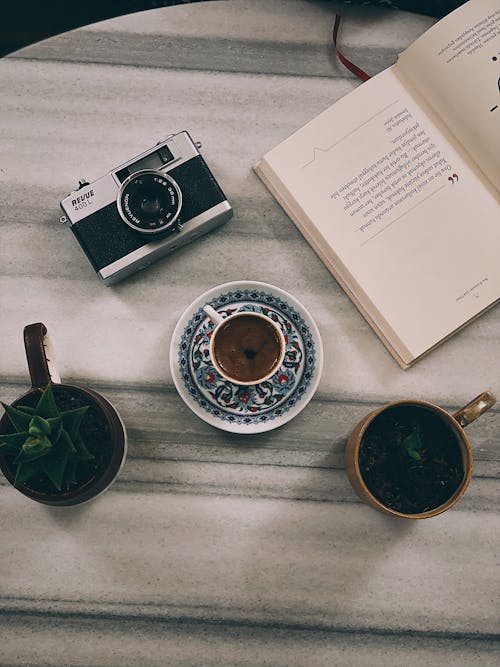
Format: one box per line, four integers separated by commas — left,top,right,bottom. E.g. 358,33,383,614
453,391,496,428
203,304,224,326
23,323,62,388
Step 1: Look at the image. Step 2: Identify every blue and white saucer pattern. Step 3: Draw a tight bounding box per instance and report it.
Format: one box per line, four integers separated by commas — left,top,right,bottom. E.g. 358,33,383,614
170,281,323,433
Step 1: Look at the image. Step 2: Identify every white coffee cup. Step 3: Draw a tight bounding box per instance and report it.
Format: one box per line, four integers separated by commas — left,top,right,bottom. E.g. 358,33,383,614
203,305,286,385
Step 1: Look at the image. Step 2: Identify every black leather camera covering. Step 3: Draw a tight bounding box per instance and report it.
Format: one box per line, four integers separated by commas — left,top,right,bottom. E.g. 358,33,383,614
71,155,227,272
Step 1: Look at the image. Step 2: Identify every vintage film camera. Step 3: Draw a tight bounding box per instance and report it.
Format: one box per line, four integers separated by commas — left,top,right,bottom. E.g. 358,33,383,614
60,132,233,285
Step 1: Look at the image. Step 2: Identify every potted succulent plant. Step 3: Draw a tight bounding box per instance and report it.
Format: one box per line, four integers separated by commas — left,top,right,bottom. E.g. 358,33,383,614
0,323,127,506
345,392,496,519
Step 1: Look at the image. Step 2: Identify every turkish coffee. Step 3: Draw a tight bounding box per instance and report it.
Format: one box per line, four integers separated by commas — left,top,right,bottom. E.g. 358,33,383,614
212,313,283,384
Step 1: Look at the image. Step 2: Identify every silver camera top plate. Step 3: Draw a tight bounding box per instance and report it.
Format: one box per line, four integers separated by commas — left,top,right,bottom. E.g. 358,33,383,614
60,132,200,226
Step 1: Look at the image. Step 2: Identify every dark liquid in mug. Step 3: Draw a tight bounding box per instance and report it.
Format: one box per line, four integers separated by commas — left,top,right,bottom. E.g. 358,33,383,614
213,314,282,384
359,405,464,514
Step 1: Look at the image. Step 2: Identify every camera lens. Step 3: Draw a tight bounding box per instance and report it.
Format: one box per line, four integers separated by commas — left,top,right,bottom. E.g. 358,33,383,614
118,170,182,234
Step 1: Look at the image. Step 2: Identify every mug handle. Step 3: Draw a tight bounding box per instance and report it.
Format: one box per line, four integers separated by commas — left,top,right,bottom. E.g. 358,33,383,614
23,323,62,388
203,304,225,326
453,391,496,427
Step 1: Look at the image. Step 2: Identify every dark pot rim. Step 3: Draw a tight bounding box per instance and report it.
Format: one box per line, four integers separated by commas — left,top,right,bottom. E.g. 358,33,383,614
0,383,127,506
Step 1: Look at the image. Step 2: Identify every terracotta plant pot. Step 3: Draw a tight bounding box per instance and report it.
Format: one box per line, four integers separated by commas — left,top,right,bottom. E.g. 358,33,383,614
0,323,127,506
345,392,496,519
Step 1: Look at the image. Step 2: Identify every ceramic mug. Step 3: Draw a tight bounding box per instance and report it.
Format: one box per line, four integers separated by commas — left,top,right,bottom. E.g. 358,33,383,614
345,391,496,519
203,304,286,385
0,323,127,506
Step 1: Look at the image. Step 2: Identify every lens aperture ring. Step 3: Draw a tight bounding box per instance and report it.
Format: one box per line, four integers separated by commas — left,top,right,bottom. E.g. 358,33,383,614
118,170,182,235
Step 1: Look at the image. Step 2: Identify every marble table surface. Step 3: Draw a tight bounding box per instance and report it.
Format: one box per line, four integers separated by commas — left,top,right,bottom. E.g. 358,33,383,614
0,1,499,665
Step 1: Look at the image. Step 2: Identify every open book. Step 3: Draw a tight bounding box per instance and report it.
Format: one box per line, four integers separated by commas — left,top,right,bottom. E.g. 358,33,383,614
254,0,500,369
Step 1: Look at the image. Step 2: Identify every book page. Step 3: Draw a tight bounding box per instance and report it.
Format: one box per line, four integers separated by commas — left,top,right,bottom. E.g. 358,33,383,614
260,66,500,362
398,0,500,190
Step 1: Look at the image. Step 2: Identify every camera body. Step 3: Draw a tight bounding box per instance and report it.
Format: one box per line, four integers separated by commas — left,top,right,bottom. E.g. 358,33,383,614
60,131,233,285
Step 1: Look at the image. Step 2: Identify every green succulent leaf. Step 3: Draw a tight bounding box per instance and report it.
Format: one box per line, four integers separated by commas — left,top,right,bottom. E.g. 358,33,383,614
14,461,42,486
58,429,77,455
74,434,94,461
35,383,60,419
16,406,36,415
65,458,78,485
28,415,52,437
1,402,32,432
22,434,52,453
40,446,70,492
2,384,94,492
61,407,89,441
14,435,52,464
407,448,422,461
38,429,77,491
0,431,29,455
46,417,63,443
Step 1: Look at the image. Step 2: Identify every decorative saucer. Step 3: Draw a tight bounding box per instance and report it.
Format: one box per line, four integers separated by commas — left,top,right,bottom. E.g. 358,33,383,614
170,281,323,434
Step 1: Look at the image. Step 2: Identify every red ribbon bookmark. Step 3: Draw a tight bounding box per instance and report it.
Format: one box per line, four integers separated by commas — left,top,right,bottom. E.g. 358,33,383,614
333,14,371,82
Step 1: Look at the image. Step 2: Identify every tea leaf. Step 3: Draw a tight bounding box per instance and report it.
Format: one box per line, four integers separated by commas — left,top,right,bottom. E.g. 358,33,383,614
407,448,422,461
402,429,423,461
